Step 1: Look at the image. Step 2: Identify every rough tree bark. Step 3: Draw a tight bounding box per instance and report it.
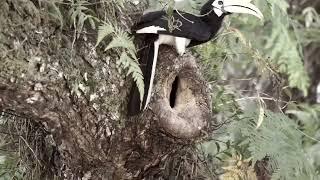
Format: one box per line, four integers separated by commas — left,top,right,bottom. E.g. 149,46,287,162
0,0,213,179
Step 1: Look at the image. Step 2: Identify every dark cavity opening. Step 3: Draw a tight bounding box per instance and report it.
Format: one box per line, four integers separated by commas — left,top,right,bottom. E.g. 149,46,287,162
170,76,179,108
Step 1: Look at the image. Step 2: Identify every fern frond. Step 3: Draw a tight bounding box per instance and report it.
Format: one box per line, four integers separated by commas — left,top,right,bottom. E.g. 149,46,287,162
264,8,310,95
230,110,318,179
68,0,99,38
119,52,144,101
226,0,310,96
46,1,64,29
95,21,144,101
96,23,115,47
105,34,136,51
266,0,289,15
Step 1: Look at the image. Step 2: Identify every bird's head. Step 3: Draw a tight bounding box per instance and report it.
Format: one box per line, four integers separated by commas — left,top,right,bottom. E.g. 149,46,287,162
210,0,263,19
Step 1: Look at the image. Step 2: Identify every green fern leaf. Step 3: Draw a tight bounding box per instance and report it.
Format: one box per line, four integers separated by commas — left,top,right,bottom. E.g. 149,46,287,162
46,1,64,29
119,52,144,101
96,23,115,47
262,2,310,95
104,35,135,51
230,110,318,179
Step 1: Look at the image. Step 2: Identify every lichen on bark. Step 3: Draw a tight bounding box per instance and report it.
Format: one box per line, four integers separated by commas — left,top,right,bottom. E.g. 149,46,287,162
0,0,214,179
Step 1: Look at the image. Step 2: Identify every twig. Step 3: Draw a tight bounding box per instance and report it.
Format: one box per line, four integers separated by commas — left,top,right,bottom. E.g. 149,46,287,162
218,96,293,107
19,136,42,167
298,129,320,143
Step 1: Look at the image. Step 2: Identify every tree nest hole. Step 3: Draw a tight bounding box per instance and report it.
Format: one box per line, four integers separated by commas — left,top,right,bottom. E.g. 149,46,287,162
169,76,179,108
152,64,210,139
167,74,198,112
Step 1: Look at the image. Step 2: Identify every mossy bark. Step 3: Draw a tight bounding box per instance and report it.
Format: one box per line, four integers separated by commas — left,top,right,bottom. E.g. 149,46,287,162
0,0,213,179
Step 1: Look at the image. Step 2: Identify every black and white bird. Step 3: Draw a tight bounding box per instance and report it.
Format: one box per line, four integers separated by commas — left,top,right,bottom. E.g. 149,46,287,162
128,0,263,116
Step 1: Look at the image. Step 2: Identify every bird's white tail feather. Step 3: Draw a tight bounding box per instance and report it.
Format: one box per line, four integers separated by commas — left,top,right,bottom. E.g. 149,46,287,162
143,40,159,110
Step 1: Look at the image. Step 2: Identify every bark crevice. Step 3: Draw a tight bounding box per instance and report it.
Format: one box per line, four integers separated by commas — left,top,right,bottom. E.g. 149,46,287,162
0,0,213,178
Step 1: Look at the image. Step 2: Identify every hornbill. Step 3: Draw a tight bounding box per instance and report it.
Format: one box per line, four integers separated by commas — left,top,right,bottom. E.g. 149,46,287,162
128,0,263,116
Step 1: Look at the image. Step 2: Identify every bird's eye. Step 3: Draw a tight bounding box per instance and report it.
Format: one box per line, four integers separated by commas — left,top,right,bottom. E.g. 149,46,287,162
218,1,223,5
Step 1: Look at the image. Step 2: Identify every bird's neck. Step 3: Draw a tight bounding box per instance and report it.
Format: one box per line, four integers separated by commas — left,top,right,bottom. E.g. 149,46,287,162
201,10,224,33
203,13,223,25
200,0,225,35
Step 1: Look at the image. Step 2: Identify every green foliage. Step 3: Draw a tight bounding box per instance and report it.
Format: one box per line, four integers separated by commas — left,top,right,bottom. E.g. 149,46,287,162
187,1,309,96
263,0,310,96
189,1,320,178
225,0,310,95
265,0,289,14
46,1,64,29
96,22,144,102
196,42,227,82
286,104,320,143
286,104,320,170
0,152,25,179
301,7,320,44
96,23,115,46
118,52,144,101
48,0,145,101
68,0,100,38
182,0,311,95
1,0,144,178
2,0,320,179
230,110,319,179
0,116,25,180
265,22,309,96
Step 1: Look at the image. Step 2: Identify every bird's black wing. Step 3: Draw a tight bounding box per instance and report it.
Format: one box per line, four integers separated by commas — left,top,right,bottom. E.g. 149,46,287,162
132,11,167,30
133,10,211,42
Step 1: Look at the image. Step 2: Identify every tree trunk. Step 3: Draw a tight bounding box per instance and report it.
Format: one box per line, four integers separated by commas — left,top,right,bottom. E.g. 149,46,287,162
0,0,212,179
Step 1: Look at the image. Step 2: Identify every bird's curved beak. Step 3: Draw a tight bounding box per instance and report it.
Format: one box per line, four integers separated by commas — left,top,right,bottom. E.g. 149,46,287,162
223,0,263,19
